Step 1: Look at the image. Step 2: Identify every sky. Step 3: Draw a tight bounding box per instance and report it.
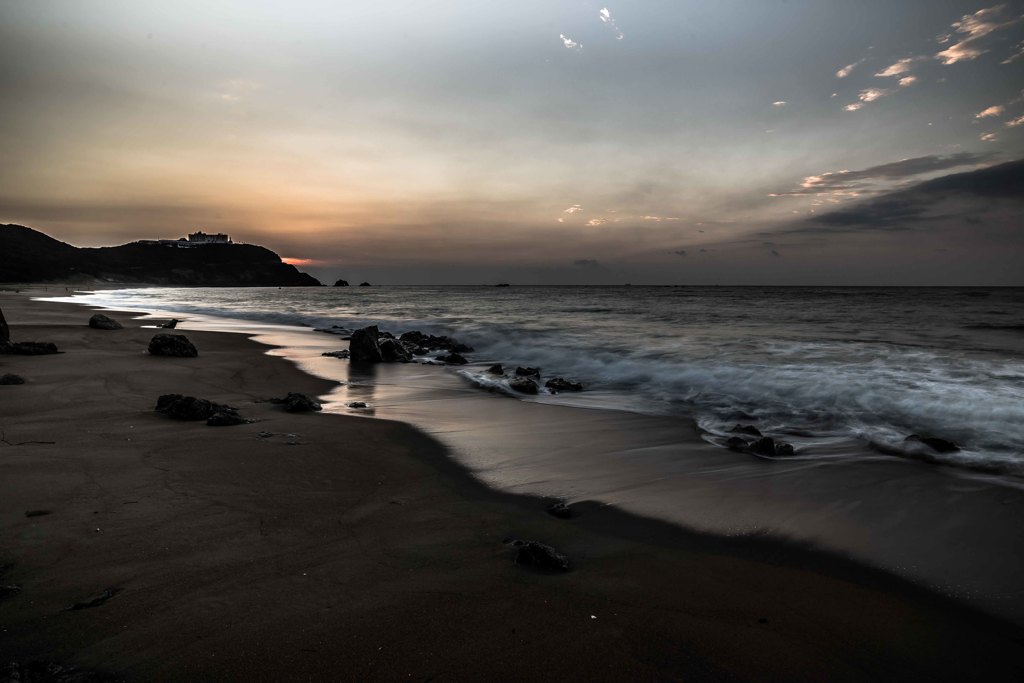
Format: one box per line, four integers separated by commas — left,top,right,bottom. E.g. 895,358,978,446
1,0,1022,285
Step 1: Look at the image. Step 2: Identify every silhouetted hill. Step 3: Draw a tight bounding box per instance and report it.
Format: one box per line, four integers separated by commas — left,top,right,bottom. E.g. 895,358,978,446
0,225,321,286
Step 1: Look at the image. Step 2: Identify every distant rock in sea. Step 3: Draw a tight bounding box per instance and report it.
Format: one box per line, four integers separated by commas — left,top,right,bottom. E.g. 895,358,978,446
0,224,321,286
359,281,371,287
334,279,349,287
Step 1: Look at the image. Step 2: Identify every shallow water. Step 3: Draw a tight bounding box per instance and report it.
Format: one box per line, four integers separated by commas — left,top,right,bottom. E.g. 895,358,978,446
49,285,1024,476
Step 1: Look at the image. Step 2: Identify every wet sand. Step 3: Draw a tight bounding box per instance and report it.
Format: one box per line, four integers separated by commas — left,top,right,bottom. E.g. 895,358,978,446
2,290,1023,681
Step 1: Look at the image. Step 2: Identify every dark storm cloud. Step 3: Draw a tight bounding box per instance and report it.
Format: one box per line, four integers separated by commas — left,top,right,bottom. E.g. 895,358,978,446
794,158,1024,232
573,259,602,268
672,250,687,257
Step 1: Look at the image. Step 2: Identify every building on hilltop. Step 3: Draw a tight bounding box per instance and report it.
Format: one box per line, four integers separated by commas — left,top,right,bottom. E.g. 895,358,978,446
187,231,232,244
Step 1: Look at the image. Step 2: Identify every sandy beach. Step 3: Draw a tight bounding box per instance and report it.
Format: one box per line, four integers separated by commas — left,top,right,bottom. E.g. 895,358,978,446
2,290,1024,682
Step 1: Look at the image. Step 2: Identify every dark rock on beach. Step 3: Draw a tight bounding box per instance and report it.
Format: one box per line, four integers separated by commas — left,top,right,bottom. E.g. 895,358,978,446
546,502,573,519
509,539,571,572
148,334,197,358
726,436,748,451
280,392,322,413
88,313,122,330
65,587,121,611
349,325,384,363
0,340,59,355
731,424,762,437
321,349,350,359
160,318,179,329
0,306,8,341
156,394,217,421
379,337,412,363
751,436,795,457
905,434,960,453
0,373,25,385
487,363,504,375
509,377,539,394
545,377,583,392
515,366,541,379
398,331,473,353
436,352,468,365
206,408,247,426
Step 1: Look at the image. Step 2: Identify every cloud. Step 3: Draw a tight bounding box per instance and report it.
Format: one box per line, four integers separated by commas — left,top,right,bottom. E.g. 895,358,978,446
981,132,999,141
977,105,1005,118
836,59,865,78
771,153,995,198
936,5,1023,65
1004,41,1024,64
585,218,607,226
898,76,917,87
843,88,889,111
874,57,921,77
792,158,1024,232
563,204,583,214
573,258,601,267
672,249,687,257
559,34,582,51
1007,114,1024,127
598,8,624,40
216,79,261,103
770,249,781,257
772,101,787,107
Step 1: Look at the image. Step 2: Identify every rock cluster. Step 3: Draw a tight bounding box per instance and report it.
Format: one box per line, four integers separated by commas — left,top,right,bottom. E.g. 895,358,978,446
0,374,25,385
148,334,198,357
725,429,795,457
155,394,246,426
348,326,473,364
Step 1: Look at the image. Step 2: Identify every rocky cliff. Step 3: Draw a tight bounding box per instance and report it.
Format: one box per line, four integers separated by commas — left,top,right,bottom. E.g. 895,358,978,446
0,225,321,286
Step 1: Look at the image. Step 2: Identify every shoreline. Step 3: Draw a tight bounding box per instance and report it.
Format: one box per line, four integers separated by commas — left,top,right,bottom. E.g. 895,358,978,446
3,290,1024,680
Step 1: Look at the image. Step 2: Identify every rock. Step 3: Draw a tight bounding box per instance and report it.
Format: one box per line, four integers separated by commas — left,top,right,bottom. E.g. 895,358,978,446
731,424,762,437
160,318,179,329
515,366,541,379
487,363,504,375
905,434,960,453
281,392,322,413
349,325,383,363
206,408,247,426
545,377,583,392
379,337,412,362
88,313,122,330
156,394,216,420
509,539,571,572
0,373,25,385
750,436,795,457
509,377,539,394
348,401,368,408
725,436,748,451
25,509,51,517
436,352,468,365
321,349,350,359
148,334,197,357
398,331,474,353
334,279,349,287
0,340,59,355
359,281,371,287
0,306,8,341
546,502,573,519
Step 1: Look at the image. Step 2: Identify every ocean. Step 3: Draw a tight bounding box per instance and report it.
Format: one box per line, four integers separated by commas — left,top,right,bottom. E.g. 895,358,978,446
45,285,1024,620
52,285,1024,476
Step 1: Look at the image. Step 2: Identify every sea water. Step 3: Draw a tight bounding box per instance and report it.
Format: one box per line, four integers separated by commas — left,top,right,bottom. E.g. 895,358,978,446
55,285,1024,478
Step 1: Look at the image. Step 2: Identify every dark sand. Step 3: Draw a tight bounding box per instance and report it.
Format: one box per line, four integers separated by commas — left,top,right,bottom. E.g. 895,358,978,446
2,291,1023,681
